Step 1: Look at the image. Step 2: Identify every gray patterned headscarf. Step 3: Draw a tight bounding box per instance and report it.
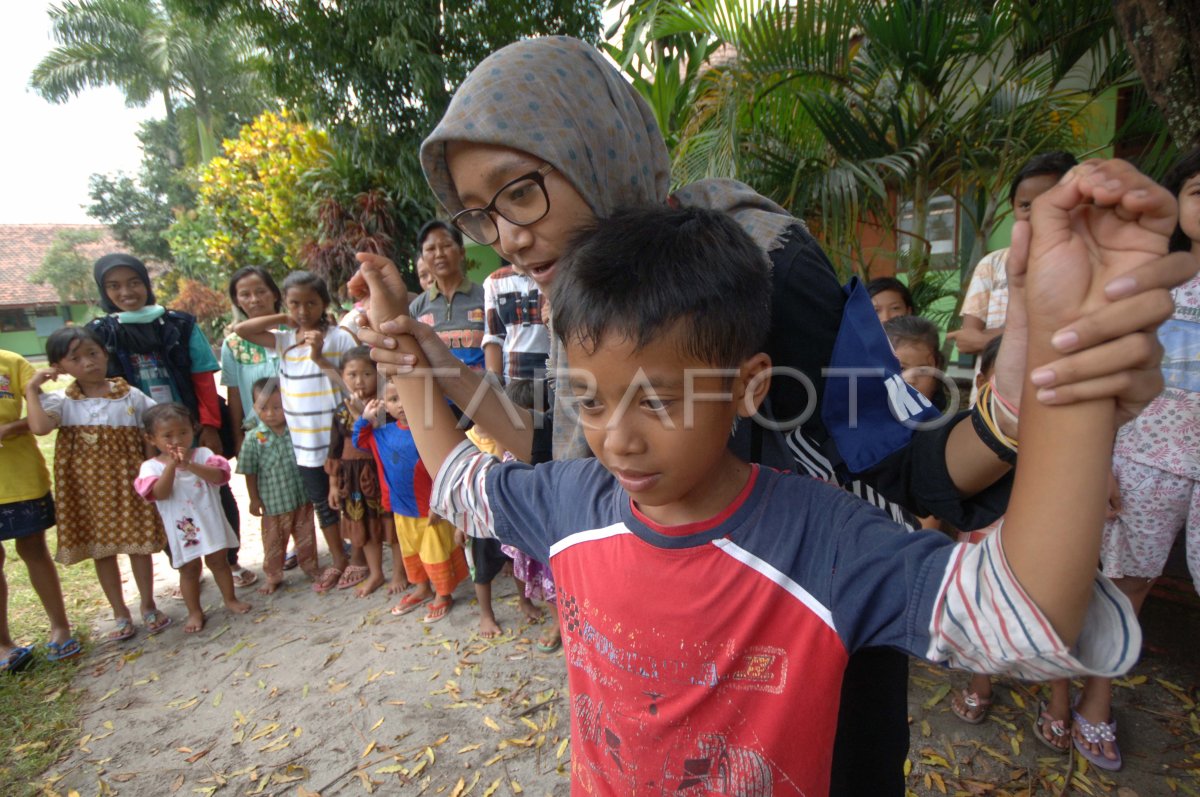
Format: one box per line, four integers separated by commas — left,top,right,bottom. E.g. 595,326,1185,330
421,37,799,459
420,35,795,254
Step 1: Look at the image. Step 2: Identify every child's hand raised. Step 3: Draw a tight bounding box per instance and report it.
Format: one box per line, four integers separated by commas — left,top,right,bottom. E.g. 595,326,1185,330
29,367,60,389
302,330,326,358
170,445,190,469
1025,160,1176,334
362,398,383,427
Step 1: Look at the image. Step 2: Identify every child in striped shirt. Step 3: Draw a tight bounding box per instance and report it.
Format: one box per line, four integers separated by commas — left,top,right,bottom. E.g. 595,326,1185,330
232,271,357,593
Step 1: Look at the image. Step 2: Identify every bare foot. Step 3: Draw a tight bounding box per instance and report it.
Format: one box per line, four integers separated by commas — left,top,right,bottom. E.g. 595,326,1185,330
387,577,411,595
184,611,206,634
225,599,252,615
518,598,544,623
355,574,386,598
258,581,281,596
478,614,503,638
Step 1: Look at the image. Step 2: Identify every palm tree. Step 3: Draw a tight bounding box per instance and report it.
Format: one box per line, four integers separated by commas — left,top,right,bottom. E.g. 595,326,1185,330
616,0,1135,295
30,0,269,166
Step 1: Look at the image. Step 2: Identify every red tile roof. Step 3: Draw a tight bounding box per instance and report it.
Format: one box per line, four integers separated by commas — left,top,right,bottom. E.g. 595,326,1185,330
0,224,122,307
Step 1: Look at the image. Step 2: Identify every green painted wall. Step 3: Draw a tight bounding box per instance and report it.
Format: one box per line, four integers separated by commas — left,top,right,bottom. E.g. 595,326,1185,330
0,304,98,360
464,241,502,284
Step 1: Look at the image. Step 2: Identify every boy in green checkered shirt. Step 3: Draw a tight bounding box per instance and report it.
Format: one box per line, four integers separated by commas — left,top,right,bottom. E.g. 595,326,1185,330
237,378,320,593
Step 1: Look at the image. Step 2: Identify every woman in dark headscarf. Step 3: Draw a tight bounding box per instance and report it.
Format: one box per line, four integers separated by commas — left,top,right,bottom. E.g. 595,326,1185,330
358,36,1195,795
88,254,258,588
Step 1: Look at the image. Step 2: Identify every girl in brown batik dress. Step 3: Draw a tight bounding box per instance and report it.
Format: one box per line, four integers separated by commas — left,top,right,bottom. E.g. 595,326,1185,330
24,327,171,643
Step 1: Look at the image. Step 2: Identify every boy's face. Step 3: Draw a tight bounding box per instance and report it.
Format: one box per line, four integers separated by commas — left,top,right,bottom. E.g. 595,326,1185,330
1012,173,1061,222
254,388,285,430
1179,173,1200,249
565,324,770,526
894,342,940,401
871,289,910,322
383,382,406,424
103,266,149,312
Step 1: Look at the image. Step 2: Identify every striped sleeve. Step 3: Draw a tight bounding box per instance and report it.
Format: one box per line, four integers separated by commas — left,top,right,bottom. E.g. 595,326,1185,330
430,439,501,541
925,526,1140,679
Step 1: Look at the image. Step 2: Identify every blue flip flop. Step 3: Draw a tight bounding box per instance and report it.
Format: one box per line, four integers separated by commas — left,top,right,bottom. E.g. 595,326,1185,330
46,638,82,662
1,646,34,674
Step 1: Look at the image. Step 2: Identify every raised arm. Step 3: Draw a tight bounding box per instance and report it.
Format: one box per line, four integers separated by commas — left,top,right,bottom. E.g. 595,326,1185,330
1003,160,1175,644
231,314,288,349
355,253,535,461
22,369,61,435
358,253,470,476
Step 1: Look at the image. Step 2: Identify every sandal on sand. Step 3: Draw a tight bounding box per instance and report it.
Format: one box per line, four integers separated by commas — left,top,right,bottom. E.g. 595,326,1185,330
312,567,343,594
46,638,83,662
143,611,173,636
337,565,369,590
231,567,258,589
106,618,136,643
423,599,453,624
1033,700,1071,752
1,646,34,674
951,688,992,725
282,549,298,570
1072,710,1122,770
537,633,563,654
390,593,428,616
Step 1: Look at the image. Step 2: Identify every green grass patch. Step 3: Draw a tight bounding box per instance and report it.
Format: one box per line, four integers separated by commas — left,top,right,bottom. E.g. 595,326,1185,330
1,378,109,795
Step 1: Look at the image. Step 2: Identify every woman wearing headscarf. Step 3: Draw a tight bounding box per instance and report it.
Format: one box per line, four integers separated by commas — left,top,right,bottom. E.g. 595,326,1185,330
88,254,258,588
357,36,1194,795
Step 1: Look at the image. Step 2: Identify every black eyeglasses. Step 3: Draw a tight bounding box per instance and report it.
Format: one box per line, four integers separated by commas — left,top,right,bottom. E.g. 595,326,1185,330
451,163,555,245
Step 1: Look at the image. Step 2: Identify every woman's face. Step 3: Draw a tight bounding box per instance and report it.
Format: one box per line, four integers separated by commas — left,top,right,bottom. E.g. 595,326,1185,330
1178,172,1200,250
420,228,465,286
234,273,277,319
446,141,595,288
102,266,149,312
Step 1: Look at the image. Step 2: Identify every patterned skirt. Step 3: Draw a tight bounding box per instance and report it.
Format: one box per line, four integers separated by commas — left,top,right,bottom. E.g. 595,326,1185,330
54,425,166,564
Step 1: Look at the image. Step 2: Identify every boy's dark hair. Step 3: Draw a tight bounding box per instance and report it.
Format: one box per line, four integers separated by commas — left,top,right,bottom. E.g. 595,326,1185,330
551,206,771,367
142,402,195,435
281,270,332,329
45,326,105,364
866,277,914,310
251,376,279,400
340,345,374,372
883,315,946,370
228,266,283,316
1009,151,1078,203
504,378,537,410
979,334,1002,378
417,219,465,251
1162,147,1200,253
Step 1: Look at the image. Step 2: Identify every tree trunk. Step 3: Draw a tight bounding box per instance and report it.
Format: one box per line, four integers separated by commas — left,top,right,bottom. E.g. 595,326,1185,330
1112,0,1200,151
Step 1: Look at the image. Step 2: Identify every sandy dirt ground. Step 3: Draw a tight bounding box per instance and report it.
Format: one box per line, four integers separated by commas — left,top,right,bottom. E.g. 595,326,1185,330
34,474,1200,797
